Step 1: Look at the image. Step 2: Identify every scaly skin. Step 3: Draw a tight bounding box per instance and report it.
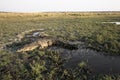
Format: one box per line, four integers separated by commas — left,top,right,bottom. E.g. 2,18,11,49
17,38,56,52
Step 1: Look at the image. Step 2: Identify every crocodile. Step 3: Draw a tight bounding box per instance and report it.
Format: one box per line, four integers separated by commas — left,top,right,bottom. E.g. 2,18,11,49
17,38,56,52
8,29,78,52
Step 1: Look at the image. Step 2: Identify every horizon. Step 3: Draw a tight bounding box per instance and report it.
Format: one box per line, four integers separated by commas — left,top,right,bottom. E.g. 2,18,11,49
0,0,120,12
0,11,120,13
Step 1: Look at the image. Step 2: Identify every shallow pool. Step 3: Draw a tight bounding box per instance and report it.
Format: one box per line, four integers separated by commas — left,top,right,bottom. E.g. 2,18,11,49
102,22,120,25
48,41,120,74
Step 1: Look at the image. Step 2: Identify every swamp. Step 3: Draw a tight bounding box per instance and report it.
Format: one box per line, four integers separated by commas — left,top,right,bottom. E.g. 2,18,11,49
0,12,120,80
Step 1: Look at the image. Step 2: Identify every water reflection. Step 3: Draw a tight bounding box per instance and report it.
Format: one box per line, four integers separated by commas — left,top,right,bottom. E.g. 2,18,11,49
48,41,120,74
102,22,120,25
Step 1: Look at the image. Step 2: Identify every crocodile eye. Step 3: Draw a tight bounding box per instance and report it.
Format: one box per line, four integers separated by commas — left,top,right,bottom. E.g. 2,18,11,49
47,41,49,45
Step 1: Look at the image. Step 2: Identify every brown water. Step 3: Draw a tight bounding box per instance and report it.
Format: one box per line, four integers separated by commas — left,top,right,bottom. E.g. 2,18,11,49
48,41,120,74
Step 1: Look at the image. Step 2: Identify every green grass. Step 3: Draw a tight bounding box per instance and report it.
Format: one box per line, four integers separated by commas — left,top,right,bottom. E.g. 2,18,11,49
0,49,91,80
0,12,120,79
0,12,120,54
0,49,120,80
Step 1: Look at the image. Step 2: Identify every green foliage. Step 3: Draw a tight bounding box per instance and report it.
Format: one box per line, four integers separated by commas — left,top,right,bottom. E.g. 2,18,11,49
0,12,120,79
0,49,120,80
0,49,91,80
0,12,120,54
78,61,87,68
87,24,120,54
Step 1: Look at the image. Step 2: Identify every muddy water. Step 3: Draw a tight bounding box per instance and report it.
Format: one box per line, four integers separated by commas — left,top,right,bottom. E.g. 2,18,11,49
48,41,120,74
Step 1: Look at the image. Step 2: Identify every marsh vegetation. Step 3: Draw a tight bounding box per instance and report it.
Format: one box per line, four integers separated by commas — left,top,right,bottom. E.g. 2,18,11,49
0,12,120,80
